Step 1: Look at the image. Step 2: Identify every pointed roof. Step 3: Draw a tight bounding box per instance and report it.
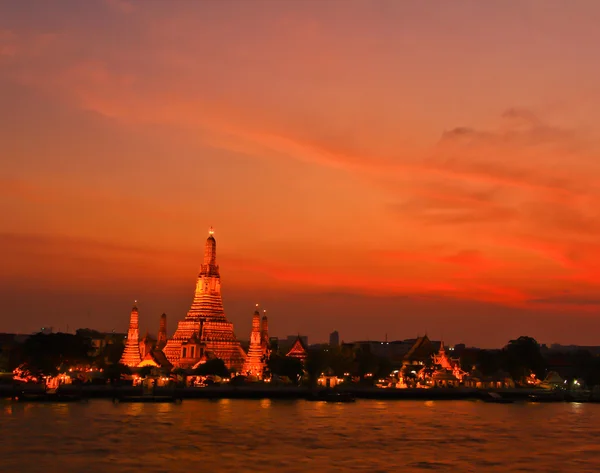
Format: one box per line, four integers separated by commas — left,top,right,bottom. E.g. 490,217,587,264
543,371,564,384
138,349,172,369
404,335,435,362
286,335,307,359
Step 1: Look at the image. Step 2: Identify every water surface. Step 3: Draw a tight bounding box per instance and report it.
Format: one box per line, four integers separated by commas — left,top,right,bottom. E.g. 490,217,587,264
2,399,599,472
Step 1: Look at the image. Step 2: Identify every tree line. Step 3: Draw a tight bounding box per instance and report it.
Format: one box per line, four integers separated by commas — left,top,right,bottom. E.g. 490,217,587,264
2,332,600,387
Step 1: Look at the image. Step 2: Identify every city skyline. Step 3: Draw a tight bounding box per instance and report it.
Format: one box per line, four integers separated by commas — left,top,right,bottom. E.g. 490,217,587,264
2,1,600,346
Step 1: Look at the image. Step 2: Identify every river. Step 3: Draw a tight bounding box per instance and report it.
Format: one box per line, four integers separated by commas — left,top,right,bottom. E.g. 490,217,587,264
2,399,599,472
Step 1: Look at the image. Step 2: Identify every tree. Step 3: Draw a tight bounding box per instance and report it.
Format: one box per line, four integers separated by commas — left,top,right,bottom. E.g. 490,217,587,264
194,358,230,378
476,350,502,376
267,354,304,384
504,336,546,381
103,363,131,384
20,333,93,376
305,348,329,387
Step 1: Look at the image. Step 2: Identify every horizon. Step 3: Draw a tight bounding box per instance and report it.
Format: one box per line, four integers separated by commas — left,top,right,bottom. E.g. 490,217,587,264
2,1,600,346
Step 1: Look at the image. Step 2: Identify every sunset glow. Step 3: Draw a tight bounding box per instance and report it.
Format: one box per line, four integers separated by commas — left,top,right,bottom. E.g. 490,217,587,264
2,1,600,346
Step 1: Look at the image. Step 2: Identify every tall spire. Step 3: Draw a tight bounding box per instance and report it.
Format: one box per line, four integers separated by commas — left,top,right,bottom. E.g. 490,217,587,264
120,303,142,367
243,305,266,378
260,309,269,356
162,226,246,371
204,227,216,266
157,313,167,349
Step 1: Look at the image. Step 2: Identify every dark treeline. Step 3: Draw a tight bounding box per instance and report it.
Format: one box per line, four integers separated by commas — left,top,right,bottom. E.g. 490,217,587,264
2,332,600,387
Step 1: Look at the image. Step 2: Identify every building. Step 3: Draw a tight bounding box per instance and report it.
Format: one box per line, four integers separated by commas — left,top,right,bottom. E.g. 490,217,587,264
120,304,142,367
403,335,439,367
163,228,246,371
277,335,309,354
329,330,340,347
242,307,266,378
157,313,167,350
286,335,308,363
139,332,156,359
429,342,466,387
260,310,269,357
75,329,125,358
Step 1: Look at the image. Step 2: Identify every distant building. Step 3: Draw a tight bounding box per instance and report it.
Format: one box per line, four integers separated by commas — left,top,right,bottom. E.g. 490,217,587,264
120,304,142,367
286,335,308,363
157,313,167,350
268,337,279,352
76,329,125,357
139,332,156,359
329,330,340,347
242,307,269,379
287,335,308,348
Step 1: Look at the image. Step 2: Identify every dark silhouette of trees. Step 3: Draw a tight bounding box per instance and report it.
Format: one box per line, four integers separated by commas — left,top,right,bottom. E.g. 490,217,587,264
103,363,131,384
20,333,93,376
138,366,153,378
505,336,546,380
477,350,503,376
267,354,304,384
194,358,230,378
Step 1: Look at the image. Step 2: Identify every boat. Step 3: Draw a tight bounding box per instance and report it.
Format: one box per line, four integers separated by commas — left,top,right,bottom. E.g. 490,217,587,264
528,391,565,403
113,395,182,404
307,391,356,403
481,392,514,404
13,392,86,403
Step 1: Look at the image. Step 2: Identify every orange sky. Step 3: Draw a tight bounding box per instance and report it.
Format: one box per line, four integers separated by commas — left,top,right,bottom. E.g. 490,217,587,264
2,1,600,346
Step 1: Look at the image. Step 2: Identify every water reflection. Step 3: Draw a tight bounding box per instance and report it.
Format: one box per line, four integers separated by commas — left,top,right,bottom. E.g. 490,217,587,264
2,400,600,473
260,398,271,409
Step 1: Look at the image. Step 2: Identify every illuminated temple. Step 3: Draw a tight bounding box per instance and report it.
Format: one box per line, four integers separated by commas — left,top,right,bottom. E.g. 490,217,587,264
163,228,246,371
120,304,142,367
242,305,270,378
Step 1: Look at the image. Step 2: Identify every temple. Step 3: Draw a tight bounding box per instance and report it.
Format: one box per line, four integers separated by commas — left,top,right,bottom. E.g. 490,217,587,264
120,303,142,367
286,335,308,363
260,309,269,358
157,313,167,350
139,331,155,358
430,341,467,386
163,228,246,371
242,305,266,378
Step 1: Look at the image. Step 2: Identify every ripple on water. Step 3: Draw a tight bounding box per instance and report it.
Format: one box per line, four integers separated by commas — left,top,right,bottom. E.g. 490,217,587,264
3,400,600,473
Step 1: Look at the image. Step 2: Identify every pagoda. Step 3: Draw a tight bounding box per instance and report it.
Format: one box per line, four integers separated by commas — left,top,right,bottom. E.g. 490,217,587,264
120,303,142,367
242,306,266,378
157,313,167,349
431,341,466,383
163,228,246,371
260,310,270,357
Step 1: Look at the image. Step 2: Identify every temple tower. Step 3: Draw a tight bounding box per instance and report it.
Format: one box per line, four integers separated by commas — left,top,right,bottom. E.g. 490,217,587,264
260,310,269,356
120,303,142,367
163,228,246,370
157,313,167,349
243,306,265,378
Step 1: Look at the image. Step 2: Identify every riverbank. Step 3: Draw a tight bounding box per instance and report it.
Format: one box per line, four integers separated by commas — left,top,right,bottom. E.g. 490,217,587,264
0,383,561,401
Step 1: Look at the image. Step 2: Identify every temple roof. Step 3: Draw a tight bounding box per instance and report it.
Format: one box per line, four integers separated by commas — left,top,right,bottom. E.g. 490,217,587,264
404,335,436,362
286,335,307,358
138,349,172,369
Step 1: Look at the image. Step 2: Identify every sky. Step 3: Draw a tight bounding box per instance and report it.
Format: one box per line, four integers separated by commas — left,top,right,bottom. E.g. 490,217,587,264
1,0,600,347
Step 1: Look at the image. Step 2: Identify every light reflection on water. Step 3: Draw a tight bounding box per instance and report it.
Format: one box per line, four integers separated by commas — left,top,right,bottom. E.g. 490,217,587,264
1,399,600,472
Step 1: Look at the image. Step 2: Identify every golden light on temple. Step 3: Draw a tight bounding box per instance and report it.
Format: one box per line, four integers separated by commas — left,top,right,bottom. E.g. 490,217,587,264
163,230,246,370
208,226,214,235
